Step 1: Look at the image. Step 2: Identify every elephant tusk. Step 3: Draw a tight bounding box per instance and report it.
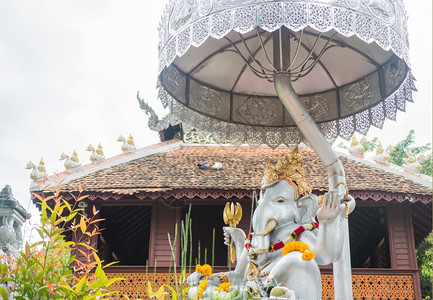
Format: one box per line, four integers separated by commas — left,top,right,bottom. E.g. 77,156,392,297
254,219,277,236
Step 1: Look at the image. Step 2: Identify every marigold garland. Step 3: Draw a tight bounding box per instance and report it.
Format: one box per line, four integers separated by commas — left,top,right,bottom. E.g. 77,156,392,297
197,279,208,298
282,241,315,260
194,264,213,298
201,264,212,276
302,250,315,260
195,263,212,276
214,282,232,293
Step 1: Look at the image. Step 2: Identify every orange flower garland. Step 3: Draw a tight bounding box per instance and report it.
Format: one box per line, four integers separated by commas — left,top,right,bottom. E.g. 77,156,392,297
197,279,208,298
302,250,315,260
201,264,212,276
194,264,212,298
215,282,232,293
282,241,315,260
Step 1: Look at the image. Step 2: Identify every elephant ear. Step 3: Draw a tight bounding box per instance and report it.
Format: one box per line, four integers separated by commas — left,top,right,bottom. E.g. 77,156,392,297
295,194,319,224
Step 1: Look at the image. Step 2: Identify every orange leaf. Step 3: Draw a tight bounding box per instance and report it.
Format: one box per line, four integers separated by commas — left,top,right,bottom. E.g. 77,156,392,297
32,193,44,201
77,195,89,202
89,218,104,224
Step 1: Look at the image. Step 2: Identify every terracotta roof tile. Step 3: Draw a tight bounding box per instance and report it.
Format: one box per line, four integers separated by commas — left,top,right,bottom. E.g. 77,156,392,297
59,143,432,196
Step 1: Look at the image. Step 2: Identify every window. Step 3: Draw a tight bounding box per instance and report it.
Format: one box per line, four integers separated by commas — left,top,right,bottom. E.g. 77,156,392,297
182,205,228,266
98,206,152,265
349,206,390,268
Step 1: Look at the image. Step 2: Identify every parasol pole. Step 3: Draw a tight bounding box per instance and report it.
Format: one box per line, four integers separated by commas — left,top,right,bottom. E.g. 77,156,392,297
274,72,353,300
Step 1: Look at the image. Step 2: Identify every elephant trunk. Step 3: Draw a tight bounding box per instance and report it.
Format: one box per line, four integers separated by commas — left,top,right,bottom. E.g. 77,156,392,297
254,219,277,237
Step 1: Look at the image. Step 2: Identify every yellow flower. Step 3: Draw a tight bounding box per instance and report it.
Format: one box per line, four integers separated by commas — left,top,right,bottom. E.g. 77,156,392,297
299,243,309,252
302,250,315,260
196,264,202,273
201,264,212,276
197,279,208,298
218,282,232,293
282,241,310,256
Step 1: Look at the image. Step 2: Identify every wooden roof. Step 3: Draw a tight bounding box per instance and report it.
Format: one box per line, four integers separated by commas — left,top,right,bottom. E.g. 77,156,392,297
38,140,432,201
32,140,431,248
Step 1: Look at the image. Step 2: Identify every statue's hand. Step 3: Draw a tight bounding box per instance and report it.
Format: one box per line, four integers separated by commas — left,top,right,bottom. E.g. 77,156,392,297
317,189,343,224
223,227,245,245
187,271,202,286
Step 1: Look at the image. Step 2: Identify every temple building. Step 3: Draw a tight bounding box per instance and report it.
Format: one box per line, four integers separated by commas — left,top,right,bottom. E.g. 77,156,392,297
30,128,432,299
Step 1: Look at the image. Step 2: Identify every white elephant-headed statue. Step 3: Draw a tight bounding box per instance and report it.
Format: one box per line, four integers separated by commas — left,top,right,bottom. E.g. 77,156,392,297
187,147,355,299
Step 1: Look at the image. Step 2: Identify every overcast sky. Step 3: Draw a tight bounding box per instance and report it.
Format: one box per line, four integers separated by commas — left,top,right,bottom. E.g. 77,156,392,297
0,1,431,224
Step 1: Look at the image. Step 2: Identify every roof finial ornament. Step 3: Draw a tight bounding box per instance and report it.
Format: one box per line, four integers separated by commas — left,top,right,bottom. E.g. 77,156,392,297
60,151,81,170
86,143,105,163
349,135,365,156
0,185,16,202
117,134,136,153
137,91,171,132
404,150,422,174
25,158,46,181
374,141,393,164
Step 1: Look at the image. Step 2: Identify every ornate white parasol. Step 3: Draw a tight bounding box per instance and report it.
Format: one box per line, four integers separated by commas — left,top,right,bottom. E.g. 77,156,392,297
156,1,413,298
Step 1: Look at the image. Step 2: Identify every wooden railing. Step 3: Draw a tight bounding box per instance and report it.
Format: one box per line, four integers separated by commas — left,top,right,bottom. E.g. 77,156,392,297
105,267,418,299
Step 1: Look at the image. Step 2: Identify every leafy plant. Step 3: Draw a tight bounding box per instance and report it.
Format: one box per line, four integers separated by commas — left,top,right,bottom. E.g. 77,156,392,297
388,130,432,176
417,233,433,299
361,137,378,153
0,184,122,299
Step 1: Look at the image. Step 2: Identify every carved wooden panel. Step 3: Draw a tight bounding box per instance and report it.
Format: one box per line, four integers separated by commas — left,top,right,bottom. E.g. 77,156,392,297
106,273,415,299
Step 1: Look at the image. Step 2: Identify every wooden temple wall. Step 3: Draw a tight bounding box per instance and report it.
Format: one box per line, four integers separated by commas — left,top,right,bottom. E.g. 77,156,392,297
91,199,424,299
148,203,180,267
105,269,419,299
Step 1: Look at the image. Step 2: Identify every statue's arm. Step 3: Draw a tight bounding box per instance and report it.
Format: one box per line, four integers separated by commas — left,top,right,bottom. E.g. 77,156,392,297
312,190,352,265
223,227,246,262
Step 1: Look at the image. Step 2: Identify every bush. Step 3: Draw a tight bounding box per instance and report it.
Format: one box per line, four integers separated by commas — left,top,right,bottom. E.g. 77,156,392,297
0,184,122,299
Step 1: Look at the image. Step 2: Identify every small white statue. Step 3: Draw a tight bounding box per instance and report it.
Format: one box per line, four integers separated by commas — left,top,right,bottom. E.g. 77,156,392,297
86,143,105,163
374,141,393,163
60,151,81,170
25,158,46,181
404,150,422,173
0,217,19,257
117,134,136,153
349,135,365,156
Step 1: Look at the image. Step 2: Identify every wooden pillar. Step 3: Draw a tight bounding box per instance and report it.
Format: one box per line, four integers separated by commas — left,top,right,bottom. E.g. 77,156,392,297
148,202,157,267
148,202,179,267
386,203,422,299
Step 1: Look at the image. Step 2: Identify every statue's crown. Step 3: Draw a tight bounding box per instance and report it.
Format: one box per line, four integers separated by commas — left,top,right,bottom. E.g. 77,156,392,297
261,146,312,198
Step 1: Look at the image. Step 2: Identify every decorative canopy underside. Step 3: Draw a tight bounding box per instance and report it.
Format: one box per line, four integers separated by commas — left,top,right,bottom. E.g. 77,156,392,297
157,0,415,148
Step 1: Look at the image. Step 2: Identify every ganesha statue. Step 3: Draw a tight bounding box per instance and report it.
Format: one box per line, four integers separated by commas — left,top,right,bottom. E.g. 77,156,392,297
187,147,355,299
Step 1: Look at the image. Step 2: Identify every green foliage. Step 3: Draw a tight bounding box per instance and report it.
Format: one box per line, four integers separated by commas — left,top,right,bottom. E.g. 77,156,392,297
389,130,432,176
337,142,348,150
0,185,122,299
420,153,433,177
417,233,433,299
361,137,378,153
